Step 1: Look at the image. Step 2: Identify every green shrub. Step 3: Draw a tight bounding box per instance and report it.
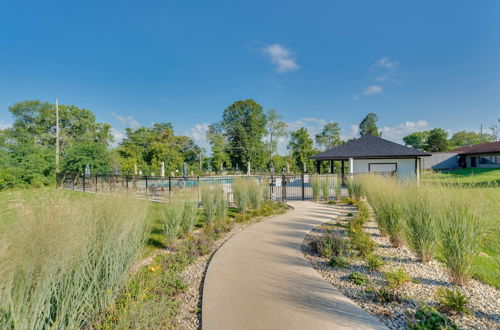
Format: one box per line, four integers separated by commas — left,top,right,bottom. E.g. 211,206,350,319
233,178,249,212
329,256,349,268
440,202,481,286
406,304,458,329
348,272,369,285
317,231,349,258
321,178,330,201
385,267,412,289
403,195,438,262
311,175,321,201
349,231,375,258
436,287,471,315
366,254,384,272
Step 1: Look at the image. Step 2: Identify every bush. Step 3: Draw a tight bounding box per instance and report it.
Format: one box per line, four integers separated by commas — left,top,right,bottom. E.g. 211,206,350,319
329,256,349,268
321,178,330,201
311,175,321,201
349,231,375,258
406,304,458,329
317,231,349,258
385,267,412,289
366,254,384,272
436,287,471,315
403,195,438,262
233,178,249,212
0,191,148,329
440,202,481,286
348,272,369,285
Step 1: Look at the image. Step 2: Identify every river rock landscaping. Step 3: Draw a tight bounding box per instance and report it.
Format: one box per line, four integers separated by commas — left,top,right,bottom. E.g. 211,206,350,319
301,201,500,330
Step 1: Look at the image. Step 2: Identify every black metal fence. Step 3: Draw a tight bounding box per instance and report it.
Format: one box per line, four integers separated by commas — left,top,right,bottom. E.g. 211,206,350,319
56,173,354,202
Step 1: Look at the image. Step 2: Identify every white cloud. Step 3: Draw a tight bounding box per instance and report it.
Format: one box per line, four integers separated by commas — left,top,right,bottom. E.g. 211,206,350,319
380,120,429,142
262,44,299,73
364,85,383,95
374,56,399,70
110,128,125,147
112,112,140,128
0,120,12,130
186,123,210,150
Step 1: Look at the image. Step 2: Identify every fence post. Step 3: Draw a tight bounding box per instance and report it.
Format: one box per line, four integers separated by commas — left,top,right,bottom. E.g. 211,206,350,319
282,174,286,202
95,175,98,193
197,176,201,203
270,174,274,200
168,176,172,197
145,175,148,196
301,172,305,201
126,175,129,191
83,173,86,192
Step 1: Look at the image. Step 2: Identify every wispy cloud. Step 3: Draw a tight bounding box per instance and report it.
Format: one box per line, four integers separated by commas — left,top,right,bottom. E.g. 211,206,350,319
112,112,140,128
380,120,429,142
262,44,299,73
110,128,125,147
186,122,210,150
0,120,12,130
373,56,399,70
364,85,383,95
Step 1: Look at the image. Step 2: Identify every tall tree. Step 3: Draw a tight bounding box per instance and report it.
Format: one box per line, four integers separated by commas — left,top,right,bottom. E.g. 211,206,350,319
206,123,230,172
266,109,288,163
425,128,449,152
315,122,342,150
403,131,429,150
220,99,267,171
490,119,500,141
449,130,494,148
359,113,379,137
288,127,315,172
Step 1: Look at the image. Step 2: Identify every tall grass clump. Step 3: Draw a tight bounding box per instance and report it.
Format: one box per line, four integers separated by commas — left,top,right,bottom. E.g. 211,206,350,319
321,177,330,201
440,201,482,286
335,176,342,200
181,199,198,235
311,175,321,201
0,191,148,329
248,180,264,209
233,178,249,212
375,194,405,247
201,185,217,225
348,178,363,200
403,192,438,262
162,202,184,243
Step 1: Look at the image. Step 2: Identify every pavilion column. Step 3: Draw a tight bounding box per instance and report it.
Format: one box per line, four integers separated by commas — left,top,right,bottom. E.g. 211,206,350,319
341,160,345,185
349,158,354,179
330,160,334,174
316,160,321,174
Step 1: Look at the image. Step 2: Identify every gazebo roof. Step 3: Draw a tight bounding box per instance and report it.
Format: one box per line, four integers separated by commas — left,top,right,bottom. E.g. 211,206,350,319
310,135,431,160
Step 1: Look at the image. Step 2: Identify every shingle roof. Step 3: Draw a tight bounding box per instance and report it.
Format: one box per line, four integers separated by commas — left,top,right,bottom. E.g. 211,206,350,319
310,135,431,160
449,141,500,154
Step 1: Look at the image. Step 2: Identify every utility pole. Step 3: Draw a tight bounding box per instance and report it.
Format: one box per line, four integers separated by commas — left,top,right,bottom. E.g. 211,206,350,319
480,124,483,144
55,98,60,173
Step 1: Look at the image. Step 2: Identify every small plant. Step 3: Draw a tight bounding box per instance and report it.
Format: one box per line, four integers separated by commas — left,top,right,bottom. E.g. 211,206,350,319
366,254,384,272
311,175,321,201
317,231,349,258
436,287,471,315
347,213,354,217
348,272,369,285
340,197,355,204
440,202,481,286
385,267,412,289
349,231,375,258
329,256,349,268
321,178,330,201
327,200,337,205
366,287,400,303
406,304,458,329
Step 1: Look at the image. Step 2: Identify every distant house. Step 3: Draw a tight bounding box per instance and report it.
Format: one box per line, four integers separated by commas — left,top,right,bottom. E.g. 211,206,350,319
452,141,500,168
422,141,500,170
310,135,431,179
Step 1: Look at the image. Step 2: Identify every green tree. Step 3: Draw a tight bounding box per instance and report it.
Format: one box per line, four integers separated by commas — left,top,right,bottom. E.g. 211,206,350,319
359,113,379,137
220,99,267,171
61,142,111,175
206,123,230,172
315,122,342,150
403,131,430,150
266,109,288,163
425,128,449,152
288,127,315,172
449,130,495,148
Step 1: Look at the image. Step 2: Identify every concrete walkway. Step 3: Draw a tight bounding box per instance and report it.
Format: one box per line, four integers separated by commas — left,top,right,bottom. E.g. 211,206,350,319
202,201,385,330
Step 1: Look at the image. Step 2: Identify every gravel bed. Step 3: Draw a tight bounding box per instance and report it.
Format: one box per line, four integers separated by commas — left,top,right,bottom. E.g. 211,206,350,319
174,209,291,330
301,202,500,330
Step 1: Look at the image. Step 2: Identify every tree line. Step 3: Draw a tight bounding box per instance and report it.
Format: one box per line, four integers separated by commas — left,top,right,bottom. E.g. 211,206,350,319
1,99,497,190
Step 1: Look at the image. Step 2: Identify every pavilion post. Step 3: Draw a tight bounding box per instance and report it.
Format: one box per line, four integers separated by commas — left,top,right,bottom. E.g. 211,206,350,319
330,160,334,174
316,160,321,174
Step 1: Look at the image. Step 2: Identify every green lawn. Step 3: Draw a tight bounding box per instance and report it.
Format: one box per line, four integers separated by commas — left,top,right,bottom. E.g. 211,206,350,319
422,168,500,186
423,171,500,288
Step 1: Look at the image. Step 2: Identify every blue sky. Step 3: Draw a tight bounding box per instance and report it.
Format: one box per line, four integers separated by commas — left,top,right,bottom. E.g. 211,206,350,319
1,1,499,153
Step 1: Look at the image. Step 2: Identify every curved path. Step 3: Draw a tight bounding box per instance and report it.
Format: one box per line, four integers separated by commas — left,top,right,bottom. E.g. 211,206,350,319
202,201,385,330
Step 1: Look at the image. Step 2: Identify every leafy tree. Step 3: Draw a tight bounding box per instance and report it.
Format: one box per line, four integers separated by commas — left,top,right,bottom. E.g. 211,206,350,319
61,142,111,175
359,113,379,137
206,123,230,172
489,119,500,141
220,99,267,171
315,122,342,150
266,109,288,163
403,131,429,150
425,128,449,152
449,130,494,148
288,127,315,172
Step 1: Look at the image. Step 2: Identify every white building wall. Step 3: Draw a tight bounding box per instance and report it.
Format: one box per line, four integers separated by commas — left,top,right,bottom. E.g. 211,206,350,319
352,158,417,179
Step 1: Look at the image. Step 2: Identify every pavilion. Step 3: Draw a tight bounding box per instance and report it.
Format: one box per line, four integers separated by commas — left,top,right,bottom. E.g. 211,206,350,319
310,135,431,180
